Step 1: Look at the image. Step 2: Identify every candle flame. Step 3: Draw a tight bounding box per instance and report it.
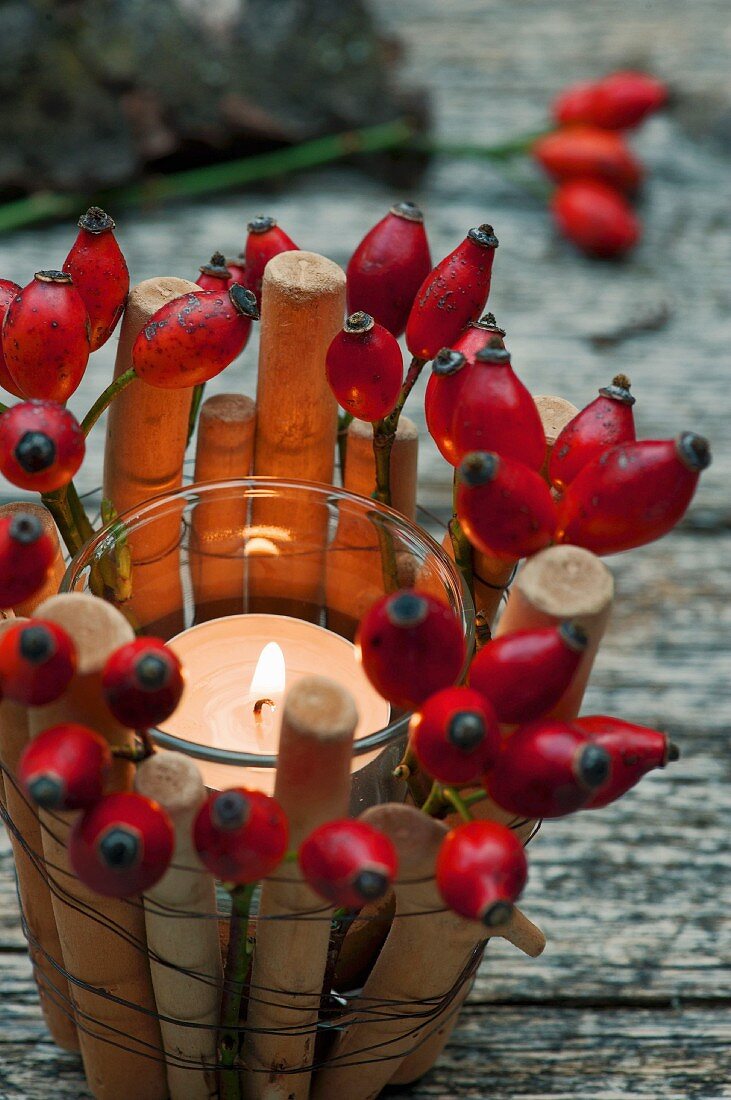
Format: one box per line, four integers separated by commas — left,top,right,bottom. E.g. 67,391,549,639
250,642,286,698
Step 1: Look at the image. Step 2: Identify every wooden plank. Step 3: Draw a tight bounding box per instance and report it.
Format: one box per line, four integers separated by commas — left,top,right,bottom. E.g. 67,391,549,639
1,957,729,1099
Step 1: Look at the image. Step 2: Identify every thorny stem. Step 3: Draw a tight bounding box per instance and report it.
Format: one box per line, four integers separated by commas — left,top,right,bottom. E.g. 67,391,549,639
372,356,427,506
219,882,256,1100
80,367,136,436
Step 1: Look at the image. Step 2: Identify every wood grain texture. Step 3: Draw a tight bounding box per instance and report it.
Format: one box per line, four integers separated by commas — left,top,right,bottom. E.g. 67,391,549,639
0,0,729,1094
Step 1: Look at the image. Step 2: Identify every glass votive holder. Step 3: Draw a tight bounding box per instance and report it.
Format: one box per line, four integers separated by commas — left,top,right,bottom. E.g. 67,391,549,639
63,478,474,812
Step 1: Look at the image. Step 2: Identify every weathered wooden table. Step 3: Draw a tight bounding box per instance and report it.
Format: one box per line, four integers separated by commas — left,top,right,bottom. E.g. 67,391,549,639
1,0,729,1095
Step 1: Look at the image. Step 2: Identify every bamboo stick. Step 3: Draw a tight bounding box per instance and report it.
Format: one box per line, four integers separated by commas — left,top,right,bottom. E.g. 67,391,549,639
494,544,614,721
0,618,79,1051
326,417,418,638
312,804,545,1100
191,394,256,622
28,593,167,1100
0,502,65,615
135,750,223,1100
344,417,418,520
103,277,199,634
243,676,358,1100
248,252,345,619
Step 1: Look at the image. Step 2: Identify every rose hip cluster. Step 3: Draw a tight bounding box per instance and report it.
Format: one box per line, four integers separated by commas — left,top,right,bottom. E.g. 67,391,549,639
532,71,667,257
355,589,678,924
3,629,184,897
0,208,267,499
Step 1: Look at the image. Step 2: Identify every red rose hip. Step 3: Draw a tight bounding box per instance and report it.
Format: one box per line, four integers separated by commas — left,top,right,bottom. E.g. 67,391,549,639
532,127,643,193
346,201,432,337
0,279,23,397
591,71,668,130
552,80,600,127
132,284,259,388
102,637,184,728
69,791,174,898
451,341,546,470
193,788,288,883
325,312,403,421
355,589,466,711
557,432,711,555
196,251,232,292
436,820,528,926
1,271,90,402
575,715,679,809
484,719,611,819
469,622,588,726
456,451,557,561
551,179,641,258
425,315,506,465
0,400,85,492
299,819,398,909
244,216,298,305
62,207,129,351
19,723,111,811
406,225,499,361
0,619,76,705
0,512,56,608
410,686,501,785
549,374,636,492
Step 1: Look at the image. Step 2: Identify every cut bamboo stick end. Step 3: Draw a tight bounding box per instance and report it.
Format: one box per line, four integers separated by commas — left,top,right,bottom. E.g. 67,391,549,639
0,502,65,615
249,251,346,618
191,393,256,621
0,618,79,1052
344,417,418,520
135,751,223,1100
243,676,358,1100
28,593,167,1100
533,394,579,483
311,804,481,1100
495,544,614,721
103,276,199,632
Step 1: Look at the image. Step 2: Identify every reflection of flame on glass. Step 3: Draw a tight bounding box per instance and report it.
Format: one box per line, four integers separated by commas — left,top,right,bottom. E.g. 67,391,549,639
244,524,291,557
250,642,286,704
244,537,279,557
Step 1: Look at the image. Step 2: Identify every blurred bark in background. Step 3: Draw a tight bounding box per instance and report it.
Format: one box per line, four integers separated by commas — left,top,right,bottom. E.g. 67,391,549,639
0,0,426,194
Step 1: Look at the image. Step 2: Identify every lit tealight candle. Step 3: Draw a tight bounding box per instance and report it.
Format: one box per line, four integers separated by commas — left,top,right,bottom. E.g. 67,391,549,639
160,614,392,792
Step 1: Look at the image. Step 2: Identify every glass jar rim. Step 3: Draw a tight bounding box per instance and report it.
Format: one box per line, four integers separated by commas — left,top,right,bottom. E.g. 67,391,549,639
62,476,476,768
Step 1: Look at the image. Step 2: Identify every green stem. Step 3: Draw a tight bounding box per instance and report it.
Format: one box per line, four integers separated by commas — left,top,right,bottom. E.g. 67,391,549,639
462,789,491,809
66,481,95,543
0,119,416,234
410,130,548,161
219,883,256,1100
337,410,353,479
420,781,447,818
187,383,206,448
0,400,8,415
372,356,426,506
80,367,136,436
443,787,474,823
41,489,82,558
